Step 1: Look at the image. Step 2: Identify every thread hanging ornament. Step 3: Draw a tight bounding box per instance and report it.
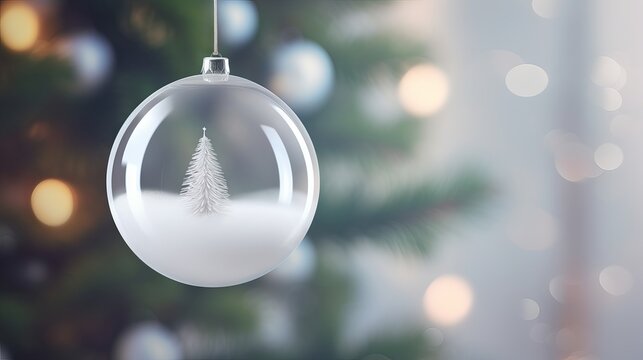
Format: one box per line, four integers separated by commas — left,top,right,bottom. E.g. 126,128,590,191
106,0,320,287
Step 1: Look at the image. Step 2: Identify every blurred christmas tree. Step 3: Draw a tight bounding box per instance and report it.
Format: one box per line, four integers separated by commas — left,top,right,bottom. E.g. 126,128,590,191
0,0,488,359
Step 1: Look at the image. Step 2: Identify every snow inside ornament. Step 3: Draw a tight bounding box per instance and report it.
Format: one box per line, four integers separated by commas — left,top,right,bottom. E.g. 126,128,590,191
107,2,319,287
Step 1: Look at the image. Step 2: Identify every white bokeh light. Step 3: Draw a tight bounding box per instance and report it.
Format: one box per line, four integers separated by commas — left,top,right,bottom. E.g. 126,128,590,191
358,77,403,125
56,32,114,90
549,276,565,303
423,275,473,326
592,56,624,88
532,0,560,18
554,140,601,182
505,64,549,97
398,64,450,117
269,238,316,283
592,56,621,86
488,49,524,75
615,65,628,90
424,327,444,347
521,298,541,320
270,40,334,113
0,343,10,360
115,322,182,360
599,265,633,296
219,0,258,47
599,88,623,111
594,143,623,171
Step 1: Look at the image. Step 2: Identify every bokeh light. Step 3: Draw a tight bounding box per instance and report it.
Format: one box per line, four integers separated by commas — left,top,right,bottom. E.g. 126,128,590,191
594,143,623,171
358,77,402,125
532,0,560,19
398,64,450,117
256,297,294,348
553,140,600,182
115,322,182,360
269,238,316,283
0,2,39,52
0,225,16,253
0,343,9,360
23,259,47,284
361,354,391,360
521,298,540,320
599,265,633,296
56,32,114,90
423,275,473,326
31,179,74,227
505,64,549,97
219,0,258,47
592,56,624,88
269,40,334,113
488,49,524,75
424,327,444,347
599,88,622,111
549,276,565,303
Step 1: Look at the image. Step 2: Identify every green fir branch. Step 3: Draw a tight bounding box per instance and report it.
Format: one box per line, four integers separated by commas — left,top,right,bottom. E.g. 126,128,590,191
310,171,491,254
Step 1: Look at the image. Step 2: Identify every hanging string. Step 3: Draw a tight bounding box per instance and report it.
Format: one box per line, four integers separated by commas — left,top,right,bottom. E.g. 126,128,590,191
212,0,219,56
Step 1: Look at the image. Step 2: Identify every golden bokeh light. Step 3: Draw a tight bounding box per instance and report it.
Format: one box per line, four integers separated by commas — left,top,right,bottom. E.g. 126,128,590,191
398,64,449,117
423,275,473,326
0,2,40,52
31,179,74,227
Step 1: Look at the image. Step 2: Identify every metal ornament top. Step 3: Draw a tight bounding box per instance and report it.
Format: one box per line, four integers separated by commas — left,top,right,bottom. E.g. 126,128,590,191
201,56,230,81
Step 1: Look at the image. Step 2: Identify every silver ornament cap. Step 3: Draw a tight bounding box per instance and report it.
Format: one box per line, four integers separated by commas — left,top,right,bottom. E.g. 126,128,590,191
201,56,230,81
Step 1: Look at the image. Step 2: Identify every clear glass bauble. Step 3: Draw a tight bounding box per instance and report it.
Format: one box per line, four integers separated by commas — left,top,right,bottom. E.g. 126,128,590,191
107,69,319,287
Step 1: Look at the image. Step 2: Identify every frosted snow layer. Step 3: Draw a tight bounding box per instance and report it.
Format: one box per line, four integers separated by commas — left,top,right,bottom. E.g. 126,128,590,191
112,191,308,287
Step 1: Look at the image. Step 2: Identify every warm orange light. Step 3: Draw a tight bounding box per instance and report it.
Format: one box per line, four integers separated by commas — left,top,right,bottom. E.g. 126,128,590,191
0,2,39,52
423,275,473,326
398,64,449,117
31,179,74,226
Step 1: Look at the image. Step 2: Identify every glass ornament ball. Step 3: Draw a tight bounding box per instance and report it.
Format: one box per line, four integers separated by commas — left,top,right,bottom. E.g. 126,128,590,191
107,59,319,287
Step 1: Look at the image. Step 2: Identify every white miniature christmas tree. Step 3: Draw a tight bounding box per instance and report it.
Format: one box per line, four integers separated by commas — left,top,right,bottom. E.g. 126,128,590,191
180,127,230,215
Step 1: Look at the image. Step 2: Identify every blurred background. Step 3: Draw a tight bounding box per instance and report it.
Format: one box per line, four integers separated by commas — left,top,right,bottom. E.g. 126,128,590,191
0,0,640,359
